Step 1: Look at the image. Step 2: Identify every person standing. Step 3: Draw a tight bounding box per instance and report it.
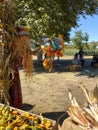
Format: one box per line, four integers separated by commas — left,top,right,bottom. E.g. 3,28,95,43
78,48,85,68
73,53,79,65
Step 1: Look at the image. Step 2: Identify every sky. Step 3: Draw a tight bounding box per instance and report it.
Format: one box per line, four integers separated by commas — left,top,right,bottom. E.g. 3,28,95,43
70,15,98,42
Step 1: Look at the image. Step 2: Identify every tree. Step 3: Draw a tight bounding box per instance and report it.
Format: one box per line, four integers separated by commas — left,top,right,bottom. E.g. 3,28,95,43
83,33,89,44
71,30,89,49
13,0,98,41
90,41,97,50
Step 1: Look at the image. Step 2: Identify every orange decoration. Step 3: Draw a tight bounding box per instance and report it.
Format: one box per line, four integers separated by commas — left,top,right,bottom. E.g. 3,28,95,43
42,36,65,72
58,34,62,39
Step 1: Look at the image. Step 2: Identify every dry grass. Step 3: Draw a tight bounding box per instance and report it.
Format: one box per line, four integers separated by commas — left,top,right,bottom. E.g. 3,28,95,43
19,55,98,123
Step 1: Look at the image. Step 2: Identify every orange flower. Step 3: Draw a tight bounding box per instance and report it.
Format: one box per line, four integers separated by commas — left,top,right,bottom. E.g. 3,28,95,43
58,34,62,39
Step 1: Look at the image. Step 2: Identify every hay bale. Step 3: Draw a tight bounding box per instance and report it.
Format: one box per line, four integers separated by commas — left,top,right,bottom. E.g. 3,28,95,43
69,64,82,71
94,63,98,68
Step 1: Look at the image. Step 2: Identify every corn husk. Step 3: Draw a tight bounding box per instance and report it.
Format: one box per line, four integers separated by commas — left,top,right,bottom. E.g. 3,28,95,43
13,35,34,76
68,86,98,130
22,50,33,76
13,35,30,58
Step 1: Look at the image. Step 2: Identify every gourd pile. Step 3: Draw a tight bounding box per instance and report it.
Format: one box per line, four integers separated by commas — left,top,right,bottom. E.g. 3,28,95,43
0,104,53,130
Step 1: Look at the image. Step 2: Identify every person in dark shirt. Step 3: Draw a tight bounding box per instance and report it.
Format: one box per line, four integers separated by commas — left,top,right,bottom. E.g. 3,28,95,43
78,48,84,61
78,48,85,68
73,53,79,65
91,54,98,67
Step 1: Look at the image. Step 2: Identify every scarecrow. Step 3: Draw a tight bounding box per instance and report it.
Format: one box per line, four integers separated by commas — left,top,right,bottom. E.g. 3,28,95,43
9,27,33,108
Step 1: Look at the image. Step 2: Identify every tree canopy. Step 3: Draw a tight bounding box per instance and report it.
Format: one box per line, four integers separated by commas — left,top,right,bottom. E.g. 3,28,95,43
10,0,98,41
71,30,89,49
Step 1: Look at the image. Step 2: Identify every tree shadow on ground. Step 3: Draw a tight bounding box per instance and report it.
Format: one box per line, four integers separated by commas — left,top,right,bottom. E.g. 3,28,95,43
42,111,69,125
21,103,69,125
21,103,35,111
33,58,98,77
33,59,73,73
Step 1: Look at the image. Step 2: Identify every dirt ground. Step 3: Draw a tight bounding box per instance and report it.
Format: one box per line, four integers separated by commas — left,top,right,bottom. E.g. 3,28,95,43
19,55,98,124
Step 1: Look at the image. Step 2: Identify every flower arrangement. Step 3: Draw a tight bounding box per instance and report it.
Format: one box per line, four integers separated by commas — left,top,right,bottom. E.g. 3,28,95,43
42,35,65,72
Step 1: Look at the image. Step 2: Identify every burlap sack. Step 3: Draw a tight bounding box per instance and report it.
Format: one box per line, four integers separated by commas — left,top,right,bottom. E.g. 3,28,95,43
60,117,83,130
94,63,98,68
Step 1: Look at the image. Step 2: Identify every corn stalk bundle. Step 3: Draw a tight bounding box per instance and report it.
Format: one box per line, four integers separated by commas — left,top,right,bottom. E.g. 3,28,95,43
0,0,16,104
0,0,34,105
68,85,98,130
